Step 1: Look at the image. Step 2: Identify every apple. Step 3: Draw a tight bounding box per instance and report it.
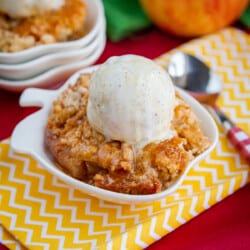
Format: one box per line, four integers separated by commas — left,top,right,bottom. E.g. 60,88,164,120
139,0,249,37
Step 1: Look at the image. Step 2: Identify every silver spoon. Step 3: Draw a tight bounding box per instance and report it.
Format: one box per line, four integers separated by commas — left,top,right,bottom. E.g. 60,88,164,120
167,52,250,165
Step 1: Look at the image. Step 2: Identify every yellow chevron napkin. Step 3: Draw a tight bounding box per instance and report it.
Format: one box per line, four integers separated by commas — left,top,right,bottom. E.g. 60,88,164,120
0,28,250,250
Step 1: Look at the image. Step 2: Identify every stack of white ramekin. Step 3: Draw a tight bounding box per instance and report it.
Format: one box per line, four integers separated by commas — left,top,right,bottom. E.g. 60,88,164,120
0,0,106,92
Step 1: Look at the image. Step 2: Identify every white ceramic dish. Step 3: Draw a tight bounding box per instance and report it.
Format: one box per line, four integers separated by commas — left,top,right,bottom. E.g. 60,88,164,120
0,29,106,92
11,65,219,204
0,24,103,80
0,0,104,64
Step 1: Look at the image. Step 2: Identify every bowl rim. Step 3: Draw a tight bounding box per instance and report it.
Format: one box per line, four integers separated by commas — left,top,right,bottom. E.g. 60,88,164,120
0,23,103,80
0,0,104,63
0,17,101,70
0,29,106,91
10,65,219,204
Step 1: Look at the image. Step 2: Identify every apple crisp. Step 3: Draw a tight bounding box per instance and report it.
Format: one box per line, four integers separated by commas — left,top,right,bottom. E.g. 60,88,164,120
45,74,211,195
0,0,87,53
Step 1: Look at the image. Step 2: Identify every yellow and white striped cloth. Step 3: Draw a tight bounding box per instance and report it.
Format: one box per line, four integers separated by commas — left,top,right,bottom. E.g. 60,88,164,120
0,28,249,250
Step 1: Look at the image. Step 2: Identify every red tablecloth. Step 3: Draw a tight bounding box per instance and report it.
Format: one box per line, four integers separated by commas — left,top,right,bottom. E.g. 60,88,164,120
0,27,250,250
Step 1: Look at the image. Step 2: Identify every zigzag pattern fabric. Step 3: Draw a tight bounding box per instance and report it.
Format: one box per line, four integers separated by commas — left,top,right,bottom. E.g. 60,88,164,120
0,28,249,250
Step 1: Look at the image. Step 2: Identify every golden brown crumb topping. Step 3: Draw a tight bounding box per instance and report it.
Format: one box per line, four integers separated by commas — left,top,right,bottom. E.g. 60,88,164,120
0,0,87,52
45,74,211,195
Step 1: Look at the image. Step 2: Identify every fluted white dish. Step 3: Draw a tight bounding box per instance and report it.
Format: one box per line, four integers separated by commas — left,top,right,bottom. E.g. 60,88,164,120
11,65,218,204
0,24,103,80
0,30,106,92
0,0,104,64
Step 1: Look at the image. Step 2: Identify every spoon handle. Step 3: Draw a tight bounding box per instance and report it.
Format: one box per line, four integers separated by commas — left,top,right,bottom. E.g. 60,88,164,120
213,107,250,165
227,127,250,165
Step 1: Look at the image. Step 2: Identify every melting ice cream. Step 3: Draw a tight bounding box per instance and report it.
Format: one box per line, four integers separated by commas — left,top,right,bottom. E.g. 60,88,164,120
87,55,176,148
0,0,65,18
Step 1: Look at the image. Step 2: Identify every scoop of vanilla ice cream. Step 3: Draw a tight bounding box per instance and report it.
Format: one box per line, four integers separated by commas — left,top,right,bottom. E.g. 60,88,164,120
0,0,65,18
87,55,176,148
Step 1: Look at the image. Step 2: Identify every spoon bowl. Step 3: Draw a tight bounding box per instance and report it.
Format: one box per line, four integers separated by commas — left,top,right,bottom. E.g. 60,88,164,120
168,52,221,105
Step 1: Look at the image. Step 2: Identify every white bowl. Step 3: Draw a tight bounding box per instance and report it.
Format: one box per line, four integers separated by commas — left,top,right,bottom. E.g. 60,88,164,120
0,23,103,80
0,29,106,92
0,0,104,64
11,65,219,204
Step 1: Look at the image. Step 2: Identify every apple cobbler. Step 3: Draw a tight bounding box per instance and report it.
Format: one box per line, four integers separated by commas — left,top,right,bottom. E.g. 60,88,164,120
0,0,87,53
45,73,211,195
